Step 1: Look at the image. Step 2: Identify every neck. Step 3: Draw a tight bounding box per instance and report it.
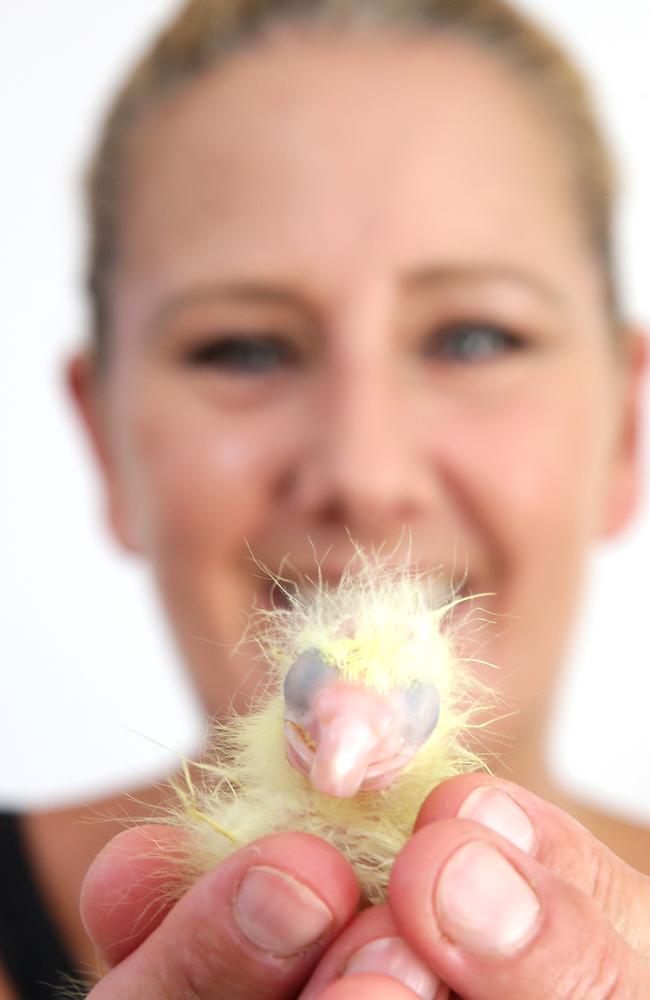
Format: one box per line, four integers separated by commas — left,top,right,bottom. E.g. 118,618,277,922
491,715,562,805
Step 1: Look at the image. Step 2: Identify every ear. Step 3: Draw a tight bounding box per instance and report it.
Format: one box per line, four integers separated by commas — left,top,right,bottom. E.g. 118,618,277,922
65,348,143,554
598,328,648,538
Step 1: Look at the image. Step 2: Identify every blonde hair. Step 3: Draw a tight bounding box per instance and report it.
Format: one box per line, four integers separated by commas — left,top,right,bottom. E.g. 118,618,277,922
87,0,619,364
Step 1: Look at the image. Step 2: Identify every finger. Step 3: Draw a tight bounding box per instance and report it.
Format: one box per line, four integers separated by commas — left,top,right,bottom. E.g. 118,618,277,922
300,905,448,1000
82,828,359,999
318,973,427,999
414,774,650,956
80,824,188,968
390,818,650,1000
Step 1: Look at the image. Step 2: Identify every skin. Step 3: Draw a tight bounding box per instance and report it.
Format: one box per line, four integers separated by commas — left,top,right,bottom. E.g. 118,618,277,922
8,28,648,1000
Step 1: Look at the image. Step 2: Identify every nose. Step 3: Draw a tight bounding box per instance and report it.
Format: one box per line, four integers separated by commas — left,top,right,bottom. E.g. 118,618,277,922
286,354,438,532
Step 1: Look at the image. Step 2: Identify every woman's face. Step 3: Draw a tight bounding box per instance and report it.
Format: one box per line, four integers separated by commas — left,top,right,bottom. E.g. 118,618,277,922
72,32,643,741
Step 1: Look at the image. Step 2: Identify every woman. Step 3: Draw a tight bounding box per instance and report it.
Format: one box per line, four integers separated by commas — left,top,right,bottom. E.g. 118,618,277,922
2,0,648,996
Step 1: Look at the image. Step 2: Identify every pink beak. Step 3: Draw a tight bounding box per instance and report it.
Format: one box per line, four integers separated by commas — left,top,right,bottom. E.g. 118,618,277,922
285,681,422,798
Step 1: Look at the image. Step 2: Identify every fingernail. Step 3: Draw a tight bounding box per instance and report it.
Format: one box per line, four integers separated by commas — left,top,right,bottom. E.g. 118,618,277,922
435,841,540,955
458,787,536,853
345,937,440,999
234,866,333,956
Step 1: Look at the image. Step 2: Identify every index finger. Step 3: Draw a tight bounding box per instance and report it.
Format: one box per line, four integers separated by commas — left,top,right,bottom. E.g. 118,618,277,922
82,826,359,999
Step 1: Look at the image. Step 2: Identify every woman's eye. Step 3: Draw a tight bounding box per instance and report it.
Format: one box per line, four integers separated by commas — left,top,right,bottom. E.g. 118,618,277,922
183,335,298,373
426,322,525,363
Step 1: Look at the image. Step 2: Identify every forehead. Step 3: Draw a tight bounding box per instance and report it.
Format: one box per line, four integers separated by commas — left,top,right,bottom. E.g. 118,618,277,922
117,31,587,304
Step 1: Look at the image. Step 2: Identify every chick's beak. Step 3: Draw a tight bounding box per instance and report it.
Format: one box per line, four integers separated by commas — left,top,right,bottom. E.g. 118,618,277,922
285,682,415,798
282,647,441,798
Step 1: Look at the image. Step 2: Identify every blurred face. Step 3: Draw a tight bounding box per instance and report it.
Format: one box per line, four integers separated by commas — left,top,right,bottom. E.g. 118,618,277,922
74,32,643,750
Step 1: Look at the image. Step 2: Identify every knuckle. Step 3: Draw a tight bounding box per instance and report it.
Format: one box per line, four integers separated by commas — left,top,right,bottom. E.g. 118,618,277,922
588,849,640,947
555,931,629,1000
158,938,209,1000
589,851,621,917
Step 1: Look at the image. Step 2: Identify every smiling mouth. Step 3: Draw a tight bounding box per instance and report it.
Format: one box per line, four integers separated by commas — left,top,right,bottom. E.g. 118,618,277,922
266,579,296,611
258,569,474,615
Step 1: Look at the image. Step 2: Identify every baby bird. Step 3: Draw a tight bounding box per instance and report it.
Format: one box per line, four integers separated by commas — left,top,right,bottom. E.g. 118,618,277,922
169,550,492,904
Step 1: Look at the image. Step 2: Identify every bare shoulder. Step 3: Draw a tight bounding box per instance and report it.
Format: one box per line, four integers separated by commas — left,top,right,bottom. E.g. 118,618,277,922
26,779,172,853
0,963,18,1000
20,780,174,972
23,781,171,905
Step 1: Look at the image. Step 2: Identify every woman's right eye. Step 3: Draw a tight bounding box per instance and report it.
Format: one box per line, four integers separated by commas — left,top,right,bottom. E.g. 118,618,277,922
182,334,299,374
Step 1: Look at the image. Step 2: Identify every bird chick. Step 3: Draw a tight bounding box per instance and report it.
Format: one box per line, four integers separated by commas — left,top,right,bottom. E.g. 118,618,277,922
166,549,494,904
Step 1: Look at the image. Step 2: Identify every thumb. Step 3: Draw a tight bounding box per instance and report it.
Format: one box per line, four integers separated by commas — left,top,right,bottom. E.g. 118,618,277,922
389,819,650,1000
81,825,359,999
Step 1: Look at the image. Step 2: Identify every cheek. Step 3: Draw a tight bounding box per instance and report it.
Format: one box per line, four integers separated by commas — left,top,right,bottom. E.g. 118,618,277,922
448,373,614,703
461,381,611,564
111,379,290,557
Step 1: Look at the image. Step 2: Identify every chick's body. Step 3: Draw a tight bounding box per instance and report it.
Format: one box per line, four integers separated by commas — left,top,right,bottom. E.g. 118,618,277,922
172,556,490,904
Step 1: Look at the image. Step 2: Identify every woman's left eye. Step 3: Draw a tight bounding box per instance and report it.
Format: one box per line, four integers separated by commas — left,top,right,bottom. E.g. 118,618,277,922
424,322,526,363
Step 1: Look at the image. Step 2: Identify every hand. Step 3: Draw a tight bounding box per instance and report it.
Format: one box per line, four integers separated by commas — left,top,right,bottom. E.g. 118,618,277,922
300,774,650,998
80,827,359,998
81,775,650,999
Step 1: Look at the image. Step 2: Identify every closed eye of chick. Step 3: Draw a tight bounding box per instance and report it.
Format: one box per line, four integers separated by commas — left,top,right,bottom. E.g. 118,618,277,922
163,545,499,905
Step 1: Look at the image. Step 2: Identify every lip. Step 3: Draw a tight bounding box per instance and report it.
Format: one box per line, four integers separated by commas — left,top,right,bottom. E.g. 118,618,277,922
264,578,297,611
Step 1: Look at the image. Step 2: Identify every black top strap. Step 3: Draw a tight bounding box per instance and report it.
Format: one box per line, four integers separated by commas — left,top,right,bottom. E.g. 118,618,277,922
0,811,78,998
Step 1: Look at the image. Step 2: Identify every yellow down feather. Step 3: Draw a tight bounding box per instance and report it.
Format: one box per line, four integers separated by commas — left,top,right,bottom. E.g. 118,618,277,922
166,546,498,905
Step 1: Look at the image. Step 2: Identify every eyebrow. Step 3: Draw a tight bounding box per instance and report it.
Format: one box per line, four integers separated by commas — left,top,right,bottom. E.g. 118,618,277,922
149,262,565,334
402,263,566,305
149,282,317,337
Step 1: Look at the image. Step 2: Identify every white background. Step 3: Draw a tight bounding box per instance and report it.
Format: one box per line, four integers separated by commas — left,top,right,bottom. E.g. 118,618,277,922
1,1,648,821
